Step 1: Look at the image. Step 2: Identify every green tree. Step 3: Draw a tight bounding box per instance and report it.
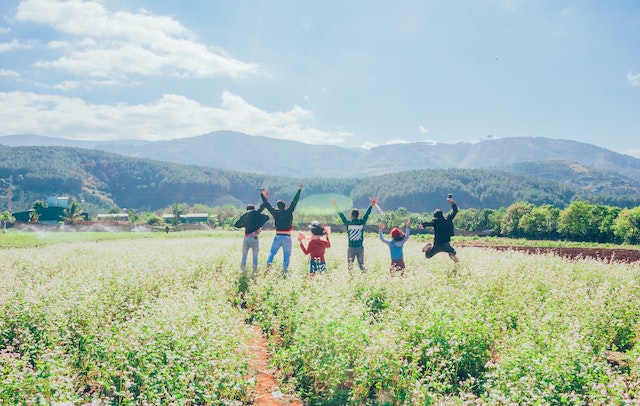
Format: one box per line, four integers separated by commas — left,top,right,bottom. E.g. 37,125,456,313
127,208,138,223
558,201,593,241
378,207,409,228
171,203,185,226
33,200,47,211
60,201,85,224
558,201,619,243
1,210,15,229
519,204,560,240
454,208,479,232
213,205,243,228
612,207,640,244
591,204,621,243
140,212,165,226
501,202,534,238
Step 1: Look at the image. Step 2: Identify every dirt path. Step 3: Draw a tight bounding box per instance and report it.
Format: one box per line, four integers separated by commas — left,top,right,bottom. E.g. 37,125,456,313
248,325,303,406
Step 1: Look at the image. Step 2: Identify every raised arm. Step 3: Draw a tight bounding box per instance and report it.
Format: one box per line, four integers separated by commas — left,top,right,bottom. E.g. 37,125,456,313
360,196,377,223
260,190,276,216
331,198,349,225
378,223,390,244
447,197,458,220
288,182,303,212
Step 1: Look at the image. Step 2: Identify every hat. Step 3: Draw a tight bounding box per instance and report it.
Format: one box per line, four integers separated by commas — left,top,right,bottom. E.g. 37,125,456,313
309,220,325,235
391,227,402,238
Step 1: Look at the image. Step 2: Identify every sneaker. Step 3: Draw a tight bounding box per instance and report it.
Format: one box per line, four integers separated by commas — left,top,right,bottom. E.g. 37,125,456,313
449,253,459,263
422,243,432,252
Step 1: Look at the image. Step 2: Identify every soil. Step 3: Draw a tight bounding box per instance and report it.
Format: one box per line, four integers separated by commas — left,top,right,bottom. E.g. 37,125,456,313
457,241,640,263
248,325,303,406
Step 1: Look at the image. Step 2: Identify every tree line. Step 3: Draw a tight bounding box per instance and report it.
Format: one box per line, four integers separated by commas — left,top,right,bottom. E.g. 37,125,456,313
4,146,640,215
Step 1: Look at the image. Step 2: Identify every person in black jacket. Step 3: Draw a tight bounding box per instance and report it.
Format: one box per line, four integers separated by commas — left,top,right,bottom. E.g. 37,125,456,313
234,202,269,277
260,182,303,276
419,195,459,262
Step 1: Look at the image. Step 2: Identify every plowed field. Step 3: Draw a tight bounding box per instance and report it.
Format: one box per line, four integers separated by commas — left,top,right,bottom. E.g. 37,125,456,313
458,241,640,263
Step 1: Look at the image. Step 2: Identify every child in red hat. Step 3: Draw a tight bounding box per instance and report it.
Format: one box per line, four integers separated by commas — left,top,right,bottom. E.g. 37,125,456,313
299,221,331,276
378,219,410,276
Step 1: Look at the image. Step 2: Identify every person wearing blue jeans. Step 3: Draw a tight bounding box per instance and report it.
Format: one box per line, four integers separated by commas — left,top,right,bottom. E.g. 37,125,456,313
234,202,269,277
261,182,303,276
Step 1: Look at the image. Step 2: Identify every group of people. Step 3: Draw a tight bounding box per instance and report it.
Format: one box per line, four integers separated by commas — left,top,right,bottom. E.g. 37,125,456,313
233,182,459,278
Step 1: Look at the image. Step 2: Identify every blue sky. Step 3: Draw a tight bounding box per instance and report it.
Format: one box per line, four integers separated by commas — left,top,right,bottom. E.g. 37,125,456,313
1,0,639,157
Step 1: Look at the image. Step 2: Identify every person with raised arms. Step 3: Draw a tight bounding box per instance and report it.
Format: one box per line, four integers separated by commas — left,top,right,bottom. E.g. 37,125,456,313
299,220,331,277
331,196,378,272
378,219,411,276
233,199,269,278
260,182,303,277
420,194,459,263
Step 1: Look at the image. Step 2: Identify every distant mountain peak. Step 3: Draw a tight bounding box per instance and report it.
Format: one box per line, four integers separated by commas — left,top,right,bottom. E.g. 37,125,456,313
1,132,638,181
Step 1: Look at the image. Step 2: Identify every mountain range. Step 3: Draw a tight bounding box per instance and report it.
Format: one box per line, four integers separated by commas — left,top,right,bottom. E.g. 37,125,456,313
2,132,640,181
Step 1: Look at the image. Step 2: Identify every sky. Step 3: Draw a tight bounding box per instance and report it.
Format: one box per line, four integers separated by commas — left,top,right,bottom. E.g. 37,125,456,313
1,0,639,157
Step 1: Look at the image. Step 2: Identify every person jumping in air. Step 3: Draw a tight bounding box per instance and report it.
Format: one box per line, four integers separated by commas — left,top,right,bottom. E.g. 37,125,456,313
233,201,269,277
299,221,331,277
419,194,459,263
331,196,378,272
378,219,410,276
261,182,303,276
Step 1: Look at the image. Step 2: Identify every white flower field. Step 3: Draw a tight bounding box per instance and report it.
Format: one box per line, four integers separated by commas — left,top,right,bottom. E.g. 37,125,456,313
1,230,639,405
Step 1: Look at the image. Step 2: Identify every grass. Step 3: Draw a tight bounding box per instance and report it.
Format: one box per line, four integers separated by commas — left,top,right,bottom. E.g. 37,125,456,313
1,229,639,404
0,228,237,248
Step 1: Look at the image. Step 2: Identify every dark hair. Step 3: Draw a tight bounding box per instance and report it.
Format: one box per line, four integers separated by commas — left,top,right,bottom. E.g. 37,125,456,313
277,200,286,210
310,225,325,236
246,204,255,211
351,209,359,219
434,209,443,219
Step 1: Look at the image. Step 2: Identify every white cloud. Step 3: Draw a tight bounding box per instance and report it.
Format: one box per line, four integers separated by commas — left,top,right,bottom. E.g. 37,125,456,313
385,139,410,145
0,69,21,78
52,80,80,91
419,125,429,133
0,90,352,145
628,71,640,87
15,0,260,79
0,39,32,52
361,141,378,149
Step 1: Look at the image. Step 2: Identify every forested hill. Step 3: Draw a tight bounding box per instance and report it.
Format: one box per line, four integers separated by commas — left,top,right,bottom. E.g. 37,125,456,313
1,145,639,214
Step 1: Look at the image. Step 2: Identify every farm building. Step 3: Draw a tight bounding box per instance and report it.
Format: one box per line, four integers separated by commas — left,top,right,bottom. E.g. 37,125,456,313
47,196,71,208
162,213,211,224
12,196,85,225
